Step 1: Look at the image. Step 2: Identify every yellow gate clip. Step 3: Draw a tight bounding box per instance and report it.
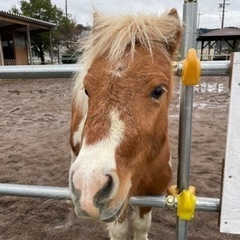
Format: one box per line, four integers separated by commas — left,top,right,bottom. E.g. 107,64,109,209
182,48,201,86
177,186,196,221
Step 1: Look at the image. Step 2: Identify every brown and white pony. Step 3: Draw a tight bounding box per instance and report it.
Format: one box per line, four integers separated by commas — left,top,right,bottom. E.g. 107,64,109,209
69,9,182,240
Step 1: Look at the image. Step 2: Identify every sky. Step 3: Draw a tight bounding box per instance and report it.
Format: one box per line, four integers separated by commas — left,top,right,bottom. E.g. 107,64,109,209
1,0,240,29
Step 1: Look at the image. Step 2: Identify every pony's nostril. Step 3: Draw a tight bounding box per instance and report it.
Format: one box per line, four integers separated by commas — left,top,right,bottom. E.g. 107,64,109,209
94,174,114,206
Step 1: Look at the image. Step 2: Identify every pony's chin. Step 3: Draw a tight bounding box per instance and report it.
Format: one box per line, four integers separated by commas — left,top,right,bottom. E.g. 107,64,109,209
102,204,125,223
74,202,125,223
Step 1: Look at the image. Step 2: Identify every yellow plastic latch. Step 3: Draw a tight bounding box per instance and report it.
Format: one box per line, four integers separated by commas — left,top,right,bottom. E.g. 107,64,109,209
182,48,201,86
177,187,196,221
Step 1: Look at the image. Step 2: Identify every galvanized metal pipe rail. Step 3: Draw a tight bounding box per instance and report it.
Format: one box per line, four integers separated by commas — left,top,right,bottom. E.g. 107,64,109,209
0,183,219,213
176,61,230,76
0,61,230,79
0,183,70,200
130,196,220,212
0,64,79,79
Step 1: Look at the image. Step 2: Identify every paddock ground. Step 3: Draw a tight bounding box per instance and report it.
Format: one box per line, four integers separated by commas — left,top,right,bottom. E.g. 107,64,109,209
0,76,239,240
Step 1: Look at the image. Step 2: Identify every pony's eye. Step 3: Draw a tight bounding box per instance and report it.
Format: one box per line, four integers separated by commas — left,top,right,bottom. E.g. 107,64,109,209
151,86,165,99
84,89,89,96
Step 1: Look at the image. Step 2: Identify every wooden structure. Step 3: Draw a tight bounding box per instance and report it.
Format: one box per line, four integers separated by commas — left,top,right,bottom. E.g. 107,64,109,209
197,28,240,60
0,11,56,65
220,52,240,234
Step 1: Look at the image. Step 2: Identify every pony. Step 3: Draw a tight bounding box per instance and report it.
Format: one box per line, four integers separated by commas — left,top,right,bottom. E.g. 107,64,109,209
69,8,182,240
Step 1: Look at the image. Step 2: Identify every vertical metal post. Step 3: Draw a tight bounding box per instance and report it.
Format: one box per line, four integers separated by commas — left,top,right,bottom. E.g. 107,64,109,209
200,41,203,60
49,30,54,64
208,41,211,60
26,25,33,65
0,34,4,65
65,0,68,18
177,1,198,240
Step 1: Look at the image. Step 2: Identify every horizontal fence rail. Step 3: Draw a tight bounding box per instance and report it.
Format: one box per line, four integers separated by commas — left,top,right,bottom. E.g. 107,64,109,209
0,183,220,212
0,183,70,200
176,61,230,76
130,196,220,212
0,61,230,79
0,64,80,79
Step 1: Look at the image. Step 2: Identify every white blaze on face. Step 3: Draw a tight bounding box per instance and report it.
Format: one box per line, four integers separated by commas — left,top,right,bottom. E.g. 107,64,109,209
70,110,125,217
72,115,87,147
71,115,87,163
71,77,89,161
109,110,125,143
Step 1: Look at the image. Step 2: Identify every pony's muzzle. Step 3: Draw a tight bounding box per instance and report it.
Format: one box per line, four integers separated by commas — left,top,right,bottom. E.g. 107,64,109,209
70,168,120,220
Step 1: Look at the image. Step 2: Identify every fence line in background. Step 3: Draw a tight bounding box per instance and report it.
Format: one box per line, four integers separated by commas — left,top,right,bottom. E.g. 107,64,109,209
0,61,230,79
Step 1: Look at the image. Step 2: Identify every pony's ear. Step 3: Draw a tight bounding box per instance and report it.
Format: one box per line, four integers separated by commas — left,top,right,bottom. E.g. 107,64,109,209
93,12,101,25
164,8,182,57
92,12,104,33
168,8,179,19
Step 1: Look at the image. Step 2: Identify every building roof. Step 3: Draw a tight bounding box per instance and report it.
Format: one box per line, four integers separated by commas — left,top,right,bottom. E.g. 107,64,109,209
197,27,240,41
0,11,56,33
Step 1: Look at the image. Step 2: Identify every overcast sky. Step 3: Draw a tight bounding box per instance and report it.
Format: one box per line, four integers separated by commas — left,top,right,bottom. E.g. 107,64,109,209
1,0,240,29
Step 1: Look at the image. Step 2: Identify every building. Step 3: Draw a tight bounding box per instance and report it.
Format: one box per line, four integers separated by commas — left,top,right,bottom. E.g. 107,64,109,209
0,11,56,65
197,27,240,60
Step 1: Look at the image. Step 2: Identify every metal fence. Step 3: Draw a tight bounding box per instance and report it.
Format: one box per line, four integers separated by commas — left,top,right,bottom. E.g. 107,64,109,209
0,58,230,239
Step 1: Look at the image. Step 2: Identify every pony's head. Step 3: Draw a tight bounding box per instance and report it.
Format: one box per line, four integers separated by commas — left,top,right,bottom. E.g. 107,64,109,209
69,9,182,222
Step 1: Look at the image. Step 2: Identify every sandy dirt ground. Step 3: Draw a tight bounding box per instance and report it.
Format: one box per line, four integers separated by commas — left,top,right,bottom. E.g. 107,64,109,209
0,75,239,240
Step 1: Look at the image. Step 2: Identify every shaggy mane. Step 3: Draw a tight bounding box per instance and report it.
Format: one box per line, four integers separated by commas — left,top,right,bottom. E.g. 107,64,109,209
82,11,180,65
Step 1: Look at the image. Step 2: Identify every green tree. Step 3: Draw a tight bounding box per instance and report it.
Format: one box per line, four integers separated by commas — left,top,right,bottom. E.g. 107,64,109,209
54,17,91,63
11,0,76,64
